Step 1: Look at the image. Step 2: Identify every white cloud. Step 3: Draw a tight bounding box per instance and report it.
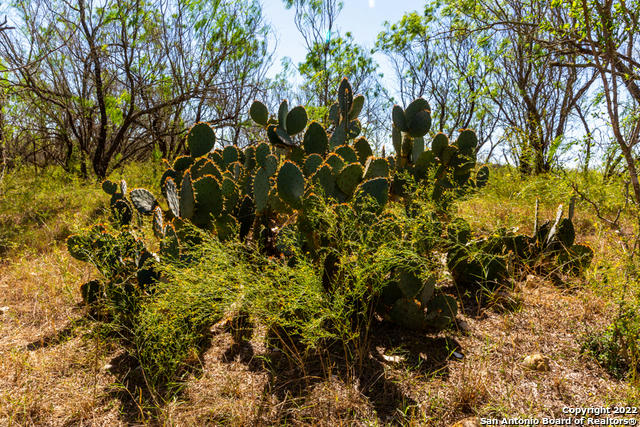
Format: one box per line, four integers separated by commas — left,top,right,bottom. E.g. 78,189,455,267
368,0,375,7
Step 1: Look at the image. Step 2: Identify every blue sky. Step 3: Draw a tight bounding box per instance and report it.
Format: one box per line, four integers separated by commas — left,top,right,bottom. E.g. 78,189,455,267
261,0,427,83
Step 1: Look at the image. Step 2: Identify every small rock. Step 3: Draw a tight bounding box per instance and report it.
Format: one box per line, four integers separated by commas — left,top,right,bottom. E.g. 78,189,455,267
382,354,405,364
451,417,480,427
523,353,550,371
102,364,113,372
0,306,9,315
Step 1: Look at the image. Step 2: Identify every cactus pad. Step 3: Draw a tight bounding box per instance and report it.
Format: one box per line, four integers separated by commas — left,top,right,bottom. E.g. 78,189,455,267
286,106,308,135
277,161,305,208
130,188,157,215
249,100,269,126
187,122,216,157
303,122,329,155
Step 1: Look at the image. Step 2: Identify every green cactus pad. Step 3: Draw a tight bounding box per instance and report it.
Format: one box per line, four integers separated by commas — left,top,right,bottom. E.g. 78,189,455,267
556,218,575,248
160,223,179,260
285,106,308,135
329,123,346,148
187,122,216,157
153,206,164,239
357,177,389,207
431,133,448,158
392,125,402,154
221,176,236,197
476,165,489,188
193,159,222,181
243,146,256,170
392,105,408,132
179,171,195,220
256,142,270,167
389,298,427,331
130,188,157,215
303,122,329,155
558,243,594,274
338,78,353,118
335,145,358,164
304,154,324,177
325,153,345,172
102,180,117,195
277,100,289,131
174,155,194,172
164,177,180,217
227,161,243,180
415,151,436,178
238,195,255,240
406,107,431,138
336,163,364,195
264,154,278,177
353,137,373,164
314,164,337,200
328,102,340,125
441,145,458,165
268,125,295,148
348,119,362,139
111,199,133,225
222,145,239,167
412,137,425,162
387,156,396,170
350,94,365,120
277,161,305,209
249,100,269,126
194,175,223,218
67,234,91,261
398,269,423,299
289,146,306,167
425,293,457,329
80,280,101,305
209,150,225,170
455,129,478,156
253,167,270,213
419,275,436,306
363,157,390,179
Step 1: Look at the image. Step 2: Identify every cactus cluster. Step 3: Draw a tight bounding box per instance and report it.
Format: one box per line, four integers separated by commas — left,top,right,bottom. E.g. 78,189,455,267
377,268,457,331
446,201,594,291
68,77,500,333
67,224,158,305
390,101,488,202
